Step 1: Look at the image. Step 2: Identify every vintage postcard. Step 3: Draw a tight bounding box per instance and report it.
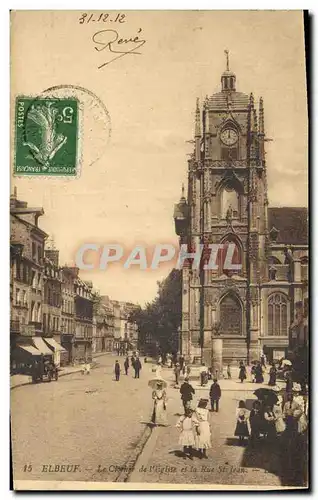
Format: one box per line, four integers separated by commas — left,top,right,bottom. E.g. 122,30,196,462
10,10,308,491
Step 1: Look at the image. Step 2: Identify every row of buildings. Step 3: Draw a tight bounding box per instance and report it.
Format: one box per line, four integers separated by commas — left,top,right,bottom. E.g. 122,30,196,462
10,188,138,372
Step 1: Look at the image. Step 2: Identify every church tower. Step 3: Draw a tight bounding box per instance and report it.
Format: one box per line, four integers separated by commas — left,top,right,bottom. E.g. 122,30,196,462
174,51,269,366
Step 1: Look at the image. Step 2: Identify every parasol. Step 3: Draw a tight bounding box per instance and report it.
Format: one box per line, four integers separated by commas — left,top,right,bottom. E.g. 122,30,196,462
282,359,292,366
253,388,278,404
148,377,167,389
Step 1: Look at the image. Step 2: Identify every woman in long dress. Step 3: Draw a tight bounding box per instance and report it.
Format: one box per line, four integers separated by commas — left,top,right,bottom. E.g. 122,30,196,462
176,407,199,458
264,405,277,440
151,382,168,426
273,396,286,435
195,399,211,458
239,363,247,383
268,364,277,386
249,400,262,444
234,400,250,444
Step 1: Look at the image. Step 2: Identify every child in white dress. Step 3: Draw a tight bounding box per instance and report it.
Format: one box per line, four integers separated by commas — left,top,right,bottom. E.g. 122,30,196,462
176,407,199,458
195,399,211,458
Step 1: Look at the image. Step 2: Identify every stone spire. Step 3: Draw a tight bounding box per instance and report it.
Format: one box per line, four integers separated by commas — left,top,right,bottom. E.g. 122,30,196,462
259,97,264,135
195,98,201,161
195,98,201,137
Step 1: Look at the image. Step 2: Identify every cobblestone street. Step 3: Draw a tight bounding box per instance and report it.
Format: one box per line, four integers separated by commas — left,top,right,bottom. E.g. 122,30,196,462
11,354,154,483
10,354,302,488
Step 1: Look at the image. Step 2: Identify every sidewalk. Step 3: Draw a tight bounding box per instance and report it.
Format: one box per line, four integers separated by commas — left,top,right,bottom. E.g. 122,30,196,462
10,352,112,390
128,366,283,487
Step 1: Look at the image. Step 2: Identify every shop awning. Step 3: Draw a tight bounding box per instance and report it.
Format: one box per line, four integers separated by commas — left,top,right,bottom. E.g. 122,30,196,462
16,344,41,356
43,338,67,352
32,337,54,355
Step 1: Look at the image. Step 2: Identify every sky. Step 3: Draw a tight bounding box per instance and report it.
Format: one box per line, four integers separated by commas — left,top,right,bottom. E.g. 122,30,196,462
11,10,308,306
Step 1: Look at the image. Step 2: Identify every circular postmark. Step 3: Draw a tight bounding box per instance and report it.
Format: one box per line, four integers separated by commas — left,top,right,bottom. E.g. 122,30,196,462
15,84,112,178
41,84,112,168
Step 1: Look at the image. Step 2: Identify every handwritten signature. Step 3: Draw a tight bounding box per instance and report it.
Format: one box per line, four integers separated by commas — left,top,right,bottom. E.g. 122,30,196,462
92,28,146,69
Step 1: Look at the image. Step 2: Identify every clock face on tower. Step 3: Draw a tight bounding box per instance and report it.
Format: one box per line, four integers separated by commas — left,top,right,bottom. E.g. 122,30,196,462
220,128,238,146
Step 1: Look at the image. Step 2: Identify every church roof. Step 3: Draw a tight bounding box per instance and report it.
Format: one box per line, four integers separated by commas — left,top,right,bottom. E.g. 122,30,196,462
206,91,249,110
268,207,308,245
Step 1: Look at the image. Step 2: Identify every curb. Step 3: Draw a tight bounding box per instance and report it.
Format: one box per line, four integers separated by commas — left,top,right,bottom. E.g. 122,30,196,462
10,362,101,391
115,424,153,483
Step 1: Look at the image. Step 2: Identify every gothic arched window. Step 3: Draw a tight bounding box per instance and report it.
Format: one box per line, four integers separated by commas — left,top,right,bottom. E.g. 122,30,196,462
217,235,243,276
268,293,288,336
219,293,242,336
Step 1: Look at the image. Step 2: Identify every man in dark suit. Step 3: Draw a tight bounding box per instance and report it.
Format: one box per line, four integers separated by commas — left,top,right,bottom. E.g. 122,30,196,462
134,357,142,378
209,378,221,412
114,360,121,381
180,377,195,412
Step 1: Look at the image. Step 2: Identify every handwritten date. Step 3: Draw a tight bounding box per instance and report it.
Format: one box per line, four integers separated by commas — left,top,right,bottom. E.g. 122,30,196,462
79,13,126,24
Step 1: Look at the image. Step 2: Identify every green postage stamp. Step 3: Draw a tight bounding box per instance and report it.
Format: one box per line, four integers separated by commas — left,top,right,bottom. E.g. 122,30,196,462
14,97,78,176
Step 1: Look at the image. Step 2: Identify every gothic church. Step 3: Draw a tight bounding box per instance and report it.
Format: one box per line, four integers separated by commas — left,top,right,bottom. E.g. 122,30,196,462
174,53,308,366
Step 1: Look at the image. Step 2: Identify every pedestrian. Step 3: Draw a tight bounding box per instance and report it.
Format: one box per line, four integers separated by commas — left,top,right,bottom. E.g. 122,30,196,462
134,357,142,378
114,360,120,381
124,356,129,375
131,355,136,370
239,362,247,383
268,363,277,386
260,353,266,369
200,363,208,386
176,407,199,459
254,362,264,383
186,365,191,378
174,362,181,387
151,381,168,426
180,377,195,412
273,395,286,435
209,378,221,412
234,400,250,444
158,354,162,366
179,354,185,372
195,399,211,458
249,400,262,445
264,404,277,440
285,372,293,393
227,363,232,380
283,392,306,434
251,364,256,382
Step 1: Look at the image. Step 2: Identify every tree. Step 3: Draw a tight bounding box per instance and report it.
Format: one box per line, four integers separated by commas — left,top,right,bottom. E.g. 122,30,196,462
129,269,182,355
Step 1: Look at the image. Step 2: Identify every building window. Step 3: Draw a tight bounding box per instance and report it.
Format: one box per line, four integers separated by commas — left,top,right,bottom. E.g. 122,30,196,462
23,264,28,283
16,260,21,280
268,293,288,336
38,246,42,264
15,288,20,304
31,271,36,288
32,242,36,261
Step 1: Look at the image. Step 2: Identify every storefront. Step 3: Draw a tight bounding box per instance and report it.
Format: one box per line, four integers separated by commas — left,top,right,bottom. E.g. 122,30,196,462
43,337,68,366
